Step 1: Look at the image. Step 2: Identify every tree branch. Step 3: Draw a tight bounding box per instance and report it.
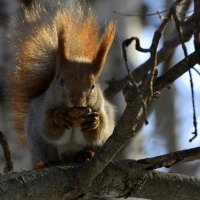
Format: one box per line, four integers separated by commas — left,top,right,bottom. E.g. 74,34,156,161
138,147,200,170
194,0,200,61
92,160,200,200
1,160,200,200
105,13,194,100
0,131,13,174
154,51,198,91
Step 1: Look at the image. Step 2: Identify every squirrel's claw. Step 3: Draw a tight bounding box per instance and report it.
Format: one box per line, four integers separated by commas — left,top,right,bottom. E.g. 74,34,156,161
81,112,100,131
54,109,72,129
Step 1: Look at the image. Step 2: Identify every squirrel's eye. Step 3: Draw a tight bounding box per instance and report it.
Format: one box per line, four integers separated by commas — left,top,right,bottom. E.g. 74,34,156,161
59,78,64,86
91,83,95,90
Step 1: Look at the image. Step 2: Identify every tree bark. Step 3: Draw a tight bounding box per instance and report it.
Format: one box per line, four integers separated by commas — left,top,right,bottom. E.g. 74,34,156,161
0,160,200,200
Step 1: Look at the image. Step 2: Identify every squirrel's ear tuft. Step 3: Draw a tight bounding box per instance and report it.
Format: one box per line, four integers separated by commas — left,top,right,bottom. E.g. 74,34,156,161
92,22,116,76
57,26,68,62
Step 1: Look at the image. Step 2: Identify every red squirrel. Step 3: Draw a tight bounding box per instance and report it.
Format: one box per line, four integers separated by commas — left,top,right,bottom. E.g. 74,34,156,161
8,2,116,168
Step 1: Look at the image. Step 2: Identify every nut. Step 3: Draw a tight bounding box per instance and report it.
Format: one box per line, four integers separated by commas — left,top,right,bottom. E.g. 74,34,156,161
67,106,92,126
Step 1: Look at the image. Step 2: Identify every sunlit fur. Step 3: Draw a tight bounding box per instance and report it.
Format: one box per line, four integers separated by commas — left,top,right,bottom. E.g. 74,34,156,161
8,3,116,144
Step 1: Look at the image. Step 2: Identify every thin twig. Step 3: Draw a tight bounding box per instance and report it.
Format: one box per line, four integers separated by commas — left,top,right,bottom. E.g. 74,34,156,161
122,39,149,124
121,1,183,125
172,5,198,142
122,37,149,79
114,9,193,18
193,0,200,63
123,37,150,53
114,9,168,17
193,67,200,76
188,72,198,142
0,131,13,173
138,2,177,104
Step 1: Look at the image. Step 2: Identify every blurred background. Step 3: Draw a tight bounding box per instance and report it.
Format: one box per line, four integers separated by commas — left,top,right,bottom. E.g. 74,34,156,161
0,0,199,198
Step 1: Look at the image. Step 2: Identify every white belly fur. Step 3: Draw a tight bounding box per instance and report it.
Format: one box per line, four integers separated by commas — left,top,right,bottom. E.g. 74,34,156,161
57,127,89,158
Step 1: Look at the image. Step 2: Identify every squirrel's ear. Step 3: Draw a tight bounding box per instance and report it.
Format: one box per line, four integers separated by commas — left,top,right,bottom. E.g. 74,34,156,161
92,22,116,76
57,26,68,64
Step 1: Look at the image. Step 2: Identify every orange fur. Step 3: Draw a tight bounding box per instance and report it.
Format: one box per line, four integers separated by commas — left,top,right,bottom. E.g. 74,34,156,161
8,3,116,144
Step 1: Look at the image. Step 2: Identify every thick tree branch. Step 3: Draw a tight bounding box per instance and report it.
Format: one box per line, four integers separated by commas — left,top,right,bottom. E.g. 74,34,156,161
0,160,200,200
92,160,200,200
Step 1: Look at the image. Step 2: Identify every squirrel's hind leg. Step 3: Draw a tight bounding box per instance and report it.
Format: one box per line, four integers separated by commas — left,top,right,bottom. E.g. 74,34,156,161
74,149,96,163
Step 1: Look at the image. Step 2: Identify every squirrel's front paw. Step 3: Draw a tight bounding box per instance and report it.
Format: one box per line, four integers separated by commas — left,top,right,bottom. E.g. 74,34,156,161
81,112,100,132
54,109,72,129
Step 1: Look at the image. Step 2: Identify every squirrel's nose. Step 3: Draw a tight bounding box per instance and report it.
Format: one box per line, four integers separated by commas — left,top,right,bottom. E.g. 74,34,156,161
70,94,86,107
